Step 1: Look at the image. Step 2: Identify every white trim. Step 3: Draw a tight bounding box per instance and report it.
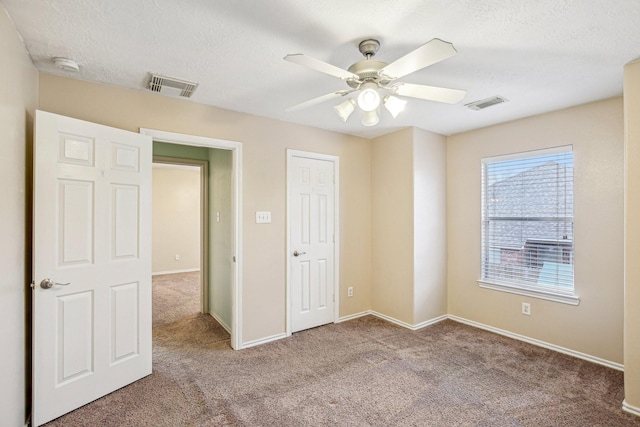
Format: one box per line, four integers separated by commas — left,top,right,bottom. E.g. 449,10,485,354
369,311,448,331
241,333,287,349
209,312,231,334
478,280,580,305
339,310,448,331
337,311,370,323
623,400,640,417
234,309,624,374
152,268,200,276
285,149,340,336
413,314,450,330
481,144,572,163
140,128,243,350
448,315,623,371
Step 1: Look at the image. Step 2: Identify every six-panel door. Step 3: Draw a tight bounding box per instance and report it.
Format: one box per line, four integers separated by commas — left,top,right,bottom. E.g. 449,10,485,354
32,111,152,426
289,154,336,333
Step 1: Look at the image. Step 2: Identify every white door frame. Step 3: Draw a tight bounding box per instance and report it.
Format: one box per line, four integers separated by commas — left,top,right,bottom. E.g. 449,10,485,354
140,128,242,349
286,149,340,336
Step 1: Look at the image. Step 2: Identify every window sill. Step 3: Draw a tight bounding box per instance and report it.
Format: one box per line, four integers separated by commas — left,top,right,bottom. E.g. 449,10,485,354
477,280,580,306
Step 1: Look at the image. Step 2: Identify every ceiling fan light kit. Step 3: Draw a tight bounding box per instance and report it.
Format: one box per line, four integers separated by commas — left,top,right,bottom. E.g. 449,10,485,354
357,84,381,111
383,95,407,118
284,38,466,127
362,109,380,127
334,98,356,122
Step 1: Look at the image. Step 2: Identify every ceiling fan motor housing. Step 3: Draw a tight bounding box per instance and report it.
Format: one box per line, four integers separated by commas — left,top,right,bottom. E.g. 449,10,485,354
346,60,390,88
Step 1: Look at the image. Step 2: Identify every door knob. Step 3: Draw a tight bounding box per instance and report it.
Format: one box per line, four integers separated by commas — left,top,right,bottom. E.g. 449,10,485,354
293,250,306,257
39,278,70,289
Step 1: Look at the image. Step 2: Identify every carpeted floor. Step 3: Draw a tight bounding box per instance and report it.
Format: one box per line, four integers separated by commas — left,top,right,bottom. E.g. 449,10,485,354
44,272,640,426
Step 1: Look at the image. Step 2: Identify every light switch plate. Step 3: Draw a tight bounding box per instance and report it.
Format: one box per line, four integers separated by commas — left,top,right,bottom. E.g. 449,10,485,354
256,211,271,224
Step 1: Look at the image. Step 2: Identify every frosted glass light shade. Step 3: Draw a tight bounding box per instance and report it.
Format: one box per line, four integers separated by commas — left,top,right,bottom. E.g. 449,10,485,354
334,98,356,122
361,109,379,126
383,95,407,118
357,88,381,112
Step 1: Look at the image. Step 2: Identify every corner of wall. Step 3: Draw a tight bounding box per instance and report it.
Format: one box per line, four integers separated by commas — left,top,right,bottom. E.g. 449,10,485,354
623,59,640,412
0,7,39,426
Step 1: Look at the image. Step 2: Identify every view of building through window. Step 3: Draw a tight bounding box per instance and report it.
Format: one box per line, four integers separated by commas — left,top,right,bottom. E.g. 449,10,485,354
481,148,574,292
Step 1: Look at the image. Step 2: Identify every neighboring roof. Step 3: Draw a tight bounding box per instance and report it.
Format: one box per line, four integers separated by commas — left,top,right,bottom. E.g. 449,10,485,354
486,161,573,249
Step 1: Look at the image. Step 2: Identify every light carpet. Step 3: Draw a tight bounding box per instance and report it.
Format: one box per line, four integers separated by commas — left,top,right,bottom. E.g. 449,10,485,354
45,272,640,426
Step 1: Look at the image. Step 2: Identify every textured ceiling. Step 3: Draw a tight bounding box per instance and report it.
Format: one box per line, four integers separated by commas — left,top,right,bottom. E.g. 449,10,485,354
2,0,640,138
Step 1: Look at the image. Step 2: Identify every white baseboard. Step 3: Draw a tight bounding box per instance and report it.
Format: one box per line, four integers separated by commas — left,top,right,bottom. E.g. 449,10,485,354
241,310,623,373
413,314,450,330
369,311,414,329
240,332,287,349
337,311,370,323
339,311,623,372
623,399,640,417
152,268,200,276
369,311,448,331
208,312,231,334
448,315,624,371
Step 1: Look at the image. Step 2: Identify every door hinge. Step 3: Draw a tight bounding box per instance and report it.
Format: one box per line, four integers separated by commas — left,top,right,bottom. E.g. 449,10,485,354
333,294,335,303
233,256,236,263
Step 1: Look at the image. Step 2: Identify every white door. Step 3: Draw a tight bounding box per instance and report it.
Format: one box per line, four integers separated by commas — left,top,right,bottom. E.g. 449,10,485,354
32,111,152,426
288,150,338,333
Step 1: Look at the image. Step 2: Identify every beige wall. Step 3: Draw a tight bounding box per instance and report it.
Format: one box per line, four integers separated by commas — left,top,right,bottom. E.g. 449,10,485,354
413,128,448,324
152,165,201,274
371,129,415,323
371,128,448,325
447,97,625,364
624,60,640,409
0,7,38,425
38,74,372,343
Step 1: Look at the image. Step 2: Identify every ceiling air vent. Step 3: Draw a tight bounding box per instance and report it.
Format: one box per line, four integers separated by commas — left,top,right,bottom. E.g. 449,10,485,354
465,96,508,111
147,73,198,98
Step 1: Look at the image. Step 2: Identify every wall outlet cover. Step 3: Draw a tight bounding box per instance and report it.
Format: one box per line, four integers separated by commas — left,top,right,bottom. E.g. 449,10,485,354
256,211,271,223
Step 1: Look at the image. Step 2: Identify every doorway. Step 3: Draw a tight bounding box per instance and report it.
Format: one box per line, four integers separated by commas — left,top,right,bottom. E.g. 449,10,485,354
141,128,243,349
152,160,207,315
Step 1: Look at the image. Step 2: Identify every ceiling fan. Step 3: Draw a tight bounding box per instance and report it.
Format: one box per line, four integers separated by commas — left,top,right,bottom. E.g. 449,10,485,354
284,38,466,126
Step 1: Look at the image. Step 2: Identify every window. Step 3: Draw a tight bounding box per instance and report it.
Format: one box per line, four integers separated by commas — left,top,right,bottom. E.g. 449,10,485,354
479,146,578,305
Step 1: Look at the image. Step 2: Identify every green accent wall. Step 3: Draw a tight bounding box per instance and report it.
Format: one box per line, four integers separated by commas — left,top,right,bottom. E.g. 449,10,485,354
153,141,210,160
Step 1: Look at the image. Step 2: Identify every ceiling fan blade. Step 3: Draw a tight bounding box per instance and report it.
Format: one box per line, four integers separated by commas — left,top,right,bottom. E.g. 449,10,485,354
393,83,466,104
284,54,359,81
379,38,457,80
285,90,354,112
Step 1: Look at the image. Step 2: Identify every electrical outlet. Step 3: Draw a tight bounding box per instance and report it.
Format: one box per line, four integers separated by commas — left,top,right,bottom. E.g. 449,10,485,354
522,302,531,315
175,254,180,261
347,287,353,297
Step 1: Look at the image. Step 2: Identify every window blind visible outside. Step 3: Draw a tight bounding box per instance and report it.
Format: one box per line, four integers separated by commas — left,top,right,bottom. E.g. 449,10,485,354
481,147,574,293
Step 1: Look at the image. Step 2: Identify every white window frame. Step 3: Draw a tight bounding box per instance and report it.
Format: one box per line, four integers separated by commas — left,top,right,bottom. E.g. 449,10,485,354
477,146,580,305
